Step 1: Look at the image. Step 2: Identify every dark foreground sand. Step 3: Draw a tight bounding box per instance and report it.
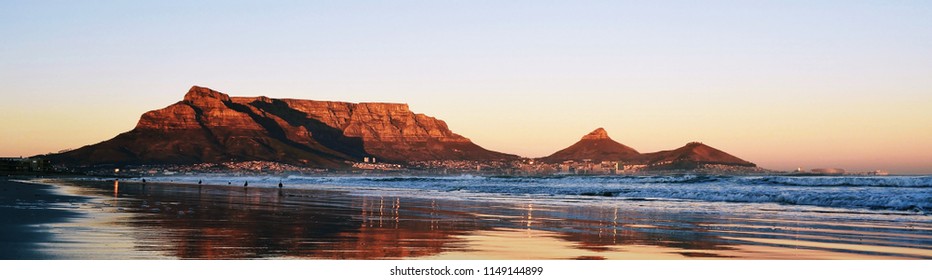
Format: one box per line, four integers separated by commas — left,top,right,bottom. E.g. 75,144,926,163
0,178,87,259
4,178,932,259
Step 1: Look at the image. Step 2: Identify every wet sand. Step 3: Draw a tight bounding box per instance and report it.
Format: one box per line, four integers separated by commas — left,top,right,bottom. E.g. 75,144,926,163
0,178,87,259
7,178,932,259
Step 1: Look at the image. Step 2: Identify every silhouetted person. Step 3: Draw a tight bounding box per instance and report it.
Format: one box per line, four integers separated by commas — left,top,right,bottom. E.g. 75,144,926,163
278,181,283,188
244,181,248,188
198,180,202,185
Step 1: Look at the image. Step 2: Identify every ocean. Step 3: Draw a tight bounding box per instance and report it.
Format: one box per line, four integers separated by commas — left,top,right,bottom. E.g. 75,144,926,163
160,174,931,213
28,175,932,259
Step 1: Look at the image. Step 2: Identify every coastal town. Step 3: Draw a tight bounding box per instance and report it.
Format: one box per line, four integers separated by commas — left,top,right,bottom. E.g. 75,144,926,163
7,155,892,178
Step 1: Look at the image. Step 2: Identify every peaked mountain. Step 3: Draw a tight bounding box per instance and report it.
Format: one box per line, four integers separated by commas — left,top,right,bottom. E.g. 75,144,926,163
641,142,756,169
539,128,756,169
540,128,640,163
44,86,516,167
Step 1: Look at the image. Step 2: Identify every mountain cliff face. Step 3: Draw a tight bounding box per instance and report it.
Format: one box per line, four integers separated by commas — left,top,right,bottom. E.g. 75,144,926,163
46,86,516,167
539,128,755,169
540,128,640,163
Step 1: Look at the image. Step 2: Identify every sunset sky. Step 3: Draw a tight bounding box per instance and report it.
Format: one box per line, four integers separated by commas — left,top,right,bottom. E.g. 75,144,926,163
2,1,931,173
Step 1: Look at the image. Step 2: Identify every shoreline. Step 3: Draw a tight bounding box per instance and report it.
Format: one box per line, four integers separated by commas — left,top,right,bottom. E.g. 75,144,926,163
4,176,931,259
0,177,89,259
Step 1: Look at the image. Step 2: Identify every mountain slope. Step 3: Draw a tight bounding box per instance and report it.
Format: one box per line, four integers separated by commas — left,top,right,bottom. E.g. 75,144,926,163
539,128,756,170
540,128,641,163
44,86,516,167
641,142,756,169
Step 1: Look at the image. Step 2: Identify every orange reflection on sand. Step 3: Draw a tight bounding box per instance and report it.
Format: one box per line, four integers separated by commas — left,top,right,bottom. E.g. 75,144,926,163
739,218,932,232
424,228,698,260
45,179,932,260
705,223,930,240
717,244,907,260
720,236,932,259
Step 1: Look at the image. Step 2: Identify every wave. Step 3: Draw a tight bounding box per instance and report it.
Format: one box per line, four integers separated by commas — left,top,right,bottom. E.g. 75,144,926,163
738,176,932,188
131,174,932,213
328,174,932,188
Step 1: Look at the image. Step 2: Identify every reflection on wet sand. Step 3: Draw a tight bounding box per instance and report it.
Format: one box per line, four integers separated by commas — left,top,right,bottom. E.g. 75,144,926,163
426,228,724,260
45,179,932,259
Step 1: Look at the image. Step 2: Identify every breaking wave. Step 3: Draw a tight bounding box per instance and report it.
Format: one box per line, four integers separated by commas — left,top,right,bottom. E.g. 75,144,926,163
737,176,932,188
139,175,932,213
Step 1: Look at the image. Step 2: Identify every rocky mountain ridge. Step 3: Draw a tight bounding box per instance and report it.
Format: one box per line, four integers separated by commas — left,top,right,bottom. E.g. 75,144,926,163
540,128,641,163
43,86,755,171
541,128,755,169
45,86,516,167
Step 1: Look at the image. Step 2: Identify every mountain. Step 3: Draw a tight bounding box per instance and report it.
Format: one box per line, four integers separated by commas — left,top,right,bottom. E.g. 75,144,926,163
641,142,756,169
539,128,640,163
539,128,756,170
44,86,516,168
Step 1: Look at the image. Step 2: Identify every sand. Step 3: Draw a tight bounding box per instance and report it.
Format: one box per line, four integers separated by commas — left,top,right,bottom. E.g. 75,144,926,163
0,177,88,259
3,178,931,259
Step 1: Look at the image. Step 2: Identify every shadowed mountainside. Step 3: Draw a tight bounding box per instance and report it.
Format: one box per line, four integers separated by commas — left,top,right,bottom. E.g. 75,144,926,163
44,86,516,168
540,128,640,163
540,128,755,169
640,142,756,169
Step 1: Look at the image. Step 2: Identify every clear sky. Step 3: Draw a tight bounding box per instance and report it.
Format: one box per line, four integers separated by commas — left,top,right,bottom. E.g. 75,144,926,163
1,1,931,174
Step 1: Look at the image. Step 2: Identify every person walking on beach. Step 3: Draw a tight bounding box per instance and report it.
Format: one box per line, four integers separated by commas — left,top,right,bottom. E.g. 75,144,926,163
278,181,283,188
244,181,248,188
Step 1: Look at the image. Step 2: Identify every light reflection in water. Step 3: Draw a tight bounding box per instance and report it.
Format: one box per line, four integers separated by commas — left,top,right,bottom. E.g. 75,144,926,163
45,179,932,260
613,208,618,244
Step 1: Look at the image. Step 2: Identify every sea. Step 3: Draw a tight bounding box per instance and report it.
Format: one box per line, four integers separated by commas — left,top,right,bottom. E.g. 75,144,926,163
33,174,932,259
162,174,931,213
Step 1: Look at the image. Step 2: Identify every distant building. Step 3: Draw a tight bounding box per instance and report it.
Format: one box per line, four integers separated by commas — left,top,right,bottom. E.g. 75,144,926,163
598,161,619,174
556,160,618,175
559,160,575,174
0,157,50,173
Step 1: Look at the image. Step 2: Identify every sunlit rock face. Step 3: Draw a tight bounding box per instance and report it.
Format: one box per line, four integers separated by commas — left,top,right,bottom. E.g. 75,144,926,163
46,86,516,167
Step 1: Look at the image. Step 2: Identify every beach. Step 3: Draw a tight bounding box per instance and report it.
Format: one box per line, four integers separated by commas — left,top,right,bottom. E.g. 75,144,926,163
2,176,930,260
0,178,88,259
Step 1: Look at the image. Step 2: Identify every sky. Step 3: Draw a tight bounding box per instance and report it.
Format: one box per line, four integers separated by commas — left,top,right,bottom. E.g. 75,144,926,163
1,1,931,174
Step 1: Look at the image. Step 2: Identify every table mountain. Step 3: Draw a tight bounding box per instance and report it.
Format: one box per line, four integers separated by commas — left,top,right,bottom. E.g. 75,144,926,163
44,86,516,167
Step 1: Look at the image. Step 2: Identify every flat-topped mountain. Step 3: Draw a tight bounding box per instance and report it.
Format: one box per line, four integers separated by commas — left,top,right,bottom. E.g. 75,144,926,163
539,128,755,169
540,128,640,163
45,86,516,167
